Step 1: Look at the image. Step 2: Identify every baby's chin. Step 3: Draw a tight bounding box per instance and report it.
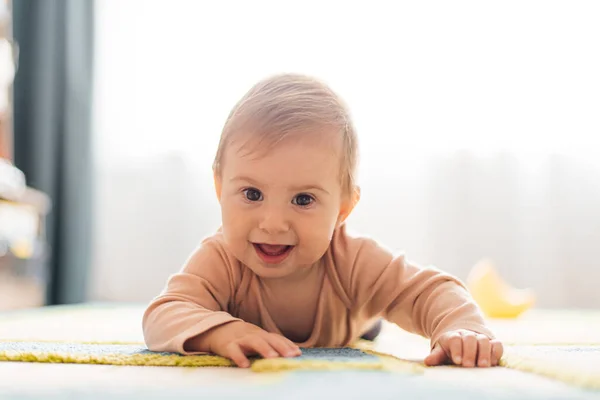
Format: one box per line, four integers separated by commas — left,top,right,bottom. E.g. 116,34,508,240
246,253,303,278
242,249,320,279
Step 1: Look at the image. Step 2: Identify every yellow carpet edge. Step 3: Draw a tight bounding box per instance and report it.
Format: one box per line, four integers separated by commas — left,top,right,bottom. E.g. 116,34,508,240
0,340,421,373
500,353,600,391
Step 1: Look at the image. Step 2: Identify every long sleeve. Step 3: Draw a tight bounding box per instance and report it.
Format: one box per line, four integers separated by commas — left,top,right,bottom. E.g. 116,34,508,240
332,226,494,348
142,234,242,354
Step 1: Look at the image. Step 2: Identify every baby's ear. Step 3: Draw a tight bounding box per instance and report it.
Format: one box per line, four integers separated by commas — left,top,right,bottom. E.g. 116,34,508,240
337,186,361,226
213,172,222,202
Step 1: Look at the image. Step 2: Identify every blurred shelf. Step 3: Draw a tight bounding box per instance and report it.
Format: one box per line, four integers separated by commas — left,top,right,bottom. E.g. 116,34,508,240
0,160,50,310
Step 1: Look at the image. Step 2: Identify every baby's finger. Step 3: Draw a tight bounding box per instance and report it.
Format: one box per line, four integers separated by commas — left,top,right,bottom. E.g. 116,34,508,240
476,335,492,367
226,343,251,368
461,333,478,367
268,334,301,358
446,332,463,365
491,340,504,366
238,337,278,360
424,344,448,366
279,335,302,355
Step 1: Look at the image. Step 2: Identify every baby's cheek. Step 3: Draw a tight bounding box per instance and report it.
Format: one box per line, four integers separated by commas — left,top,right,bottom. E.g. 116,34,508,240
303,222,336,259
222,232,251,267
222,207,249,236
221,220,246,250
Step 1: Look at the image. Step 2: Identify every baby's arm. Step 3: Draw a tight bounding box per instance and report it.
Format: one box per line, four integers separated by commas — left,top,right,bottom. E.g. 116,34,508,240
142,238,241,354
142,237,300,366
341,236,502,367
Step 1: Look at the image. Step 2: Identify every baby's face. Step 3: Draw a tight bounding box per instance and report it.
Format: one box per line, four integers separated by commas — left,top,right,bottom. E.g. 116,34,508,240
217,131,349,279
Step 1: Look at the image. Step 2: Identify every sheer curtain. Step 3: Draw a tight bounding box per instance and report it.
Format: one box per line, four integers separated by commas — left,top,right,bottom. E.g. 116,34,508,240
91,0,600,307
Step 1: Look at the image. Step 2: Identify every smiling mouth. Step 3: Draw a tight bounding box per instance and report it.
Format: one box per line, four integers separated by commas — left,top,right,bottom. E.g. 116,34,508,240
253,243,294,264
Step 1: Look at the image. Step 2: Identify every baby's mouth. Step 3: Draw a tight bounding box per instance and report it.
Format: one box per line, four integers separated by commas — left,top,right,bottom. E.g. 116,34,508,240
252,243,294,263
255,243,292,256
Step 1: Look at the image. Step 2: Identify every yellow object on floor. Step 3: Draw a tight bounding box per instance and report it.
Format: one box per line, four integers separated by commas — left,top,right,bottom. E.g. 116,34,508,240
467,259,536,318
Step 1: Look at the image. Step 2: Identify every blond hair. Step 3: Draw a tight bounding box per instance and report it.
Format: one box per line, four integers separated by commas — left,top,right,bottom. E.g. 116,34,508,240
212,73,358,197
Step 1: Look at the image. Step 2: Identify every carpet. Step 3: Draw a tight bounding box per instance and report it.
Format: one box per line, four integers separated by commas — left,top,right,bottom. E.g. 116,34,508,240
2,304,600,398
3,340,600,392
0,340,421,373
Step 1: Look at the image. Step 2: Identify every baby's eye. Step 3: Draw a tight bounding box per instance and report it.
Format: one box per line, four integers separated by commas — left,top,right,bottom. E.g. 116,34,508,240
292,194,315,207
243,188,263,202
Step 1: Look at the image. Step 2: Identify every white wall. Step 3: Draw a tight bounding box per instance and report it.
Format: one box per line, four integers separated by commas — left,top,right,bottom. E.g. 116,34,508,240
90,0,600,307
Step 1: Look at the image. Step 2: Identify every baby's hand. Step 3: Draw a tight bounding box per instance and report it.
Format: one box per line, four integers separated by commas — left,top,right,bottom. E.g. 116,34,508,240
424,329,503,368
203,321,302,368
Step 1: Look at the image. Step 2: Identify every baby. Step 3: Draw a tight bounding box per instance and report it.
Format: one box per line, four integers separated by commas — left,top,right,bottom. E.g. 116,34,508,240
142,74,503,368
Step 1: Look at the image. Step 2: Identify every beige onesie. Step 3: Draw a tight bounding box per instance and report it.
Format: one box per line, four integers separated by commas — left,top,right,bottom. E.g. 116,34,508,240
143,224,494,354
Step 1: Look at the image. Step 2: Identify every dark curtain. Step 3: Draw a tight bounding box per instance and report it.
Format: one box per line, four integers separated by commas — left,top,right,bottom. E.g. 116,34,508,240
12,0,94,304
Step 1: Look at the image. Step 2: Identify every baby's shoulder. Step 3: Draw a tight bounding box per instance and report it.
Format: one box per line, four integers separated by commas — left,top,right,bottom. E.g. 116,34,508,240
328,225,398,282
330,224,395,263
326,225,405,303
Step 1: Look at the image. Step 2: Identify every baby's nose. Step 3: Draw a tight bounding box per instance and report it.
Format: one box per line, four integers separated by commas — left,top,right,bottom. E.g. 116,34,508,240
258,208,290,234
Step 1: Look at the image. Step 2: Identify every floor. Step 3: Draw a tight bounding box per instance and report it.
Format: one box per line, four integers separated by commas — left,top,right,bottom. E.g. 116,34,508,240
1,303,599,399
